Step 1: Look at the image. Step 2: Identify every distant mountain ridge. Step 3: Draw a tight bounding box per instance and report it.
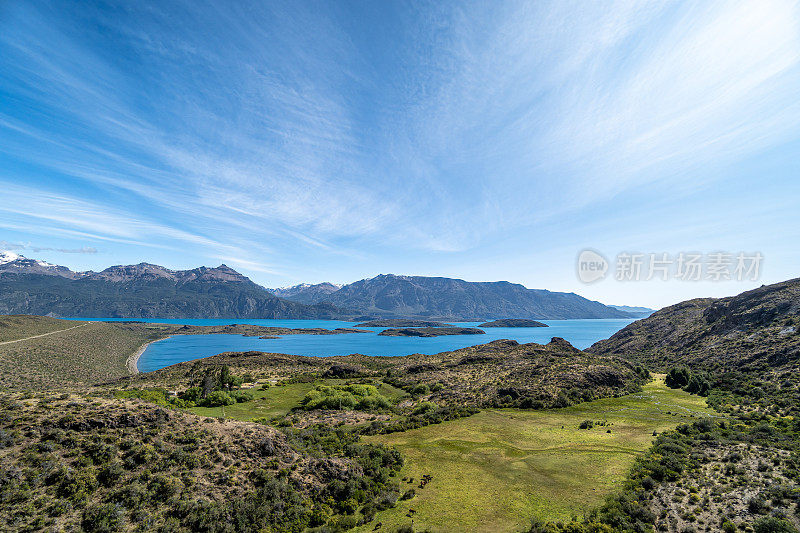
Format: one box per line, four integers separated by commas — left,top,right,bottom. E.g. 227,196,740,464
270,282,343,304
2,253,636,319
0,253,345,319
270,274,632,320
609,305,656,317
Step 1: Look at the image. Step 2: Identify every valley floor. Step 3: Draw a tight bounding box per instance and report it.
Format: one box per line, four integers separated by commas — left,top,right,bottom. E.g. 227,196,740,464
357,377,714,533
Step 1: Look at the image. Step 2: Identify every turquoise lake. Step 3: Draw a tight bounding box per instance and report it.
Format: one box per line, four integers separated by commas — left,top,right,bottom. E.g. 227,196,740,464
73,318,635,373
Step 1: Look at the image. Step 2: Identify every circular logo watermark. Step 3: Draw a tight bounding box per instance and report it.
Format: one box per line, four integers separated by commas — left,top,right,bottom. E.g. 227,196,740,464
576,249,608,283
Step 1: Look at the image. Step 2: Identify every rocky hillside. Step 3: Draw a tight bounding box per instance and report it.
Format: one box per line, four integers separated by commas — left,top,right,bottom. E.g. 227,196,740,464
589,277,800,373
277,274,632,320
0,254,347,319
128,338,648,409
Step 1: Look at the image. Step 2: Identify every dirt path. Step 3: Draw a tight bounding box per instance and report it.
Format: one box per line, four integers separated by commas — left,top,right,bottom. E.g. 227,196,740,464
0,322,90,345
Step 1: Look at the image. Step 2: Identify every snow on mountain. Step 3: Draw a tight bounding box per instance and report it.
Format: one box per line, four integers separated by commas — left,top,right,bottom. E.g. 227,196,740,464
0,251,21,265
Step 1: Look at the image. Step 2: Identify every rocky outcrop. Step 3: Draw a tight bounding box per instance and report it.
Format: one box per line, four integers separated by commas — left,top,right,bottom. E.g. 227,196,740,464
377,327,485,337
478,319,548,327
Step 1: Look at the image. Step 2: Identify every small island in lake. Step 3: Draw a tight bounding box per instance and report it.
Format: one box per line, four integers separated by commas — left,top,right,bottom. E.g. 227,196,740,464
355,319,455,327
378,327,485,337
478,319,548,327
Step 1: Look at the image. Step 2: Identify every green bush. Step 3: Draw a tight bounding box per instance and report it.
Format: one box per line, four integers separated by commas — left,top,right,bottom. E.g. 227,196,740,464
82,503,124,532
300,385,390,411
412,402,437,415
200,391,235,407
179,386,202,403
231,390,254,403
753,516,798,533
665,367,691,388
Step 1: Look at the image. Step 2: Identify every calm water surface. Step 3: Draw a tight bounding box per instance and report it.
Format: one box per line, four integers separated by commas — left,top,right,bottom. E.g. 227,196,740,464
69,318,635,373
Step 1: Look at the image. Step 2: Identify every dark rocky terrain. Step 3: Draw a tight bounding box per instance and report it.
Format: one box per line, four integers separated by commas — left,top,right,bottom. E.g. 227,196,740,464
377,327,485,337
278,274,632,320
0,255,348,319
477,319,548,327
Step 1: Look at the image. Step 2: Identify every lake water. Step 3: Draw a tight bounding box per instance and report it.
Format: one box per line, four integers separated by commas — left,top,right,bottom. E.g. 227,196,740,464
72,318,635,373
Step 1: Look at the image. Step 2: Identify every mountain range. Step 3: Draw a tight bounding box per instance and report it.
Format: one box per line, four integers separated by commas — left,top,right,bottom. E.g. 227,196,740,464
0,252,635,319
0,252,341,319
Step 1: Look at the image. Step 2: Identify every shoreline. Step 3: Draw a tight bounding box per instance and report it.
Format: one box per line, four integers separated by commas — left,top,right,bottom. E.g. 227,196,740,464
126,336,170,375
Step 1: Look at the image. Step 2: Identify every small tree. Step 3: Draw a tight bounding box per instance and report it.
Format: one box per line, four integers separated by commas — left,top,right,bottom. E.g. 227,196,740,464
665,366,691,388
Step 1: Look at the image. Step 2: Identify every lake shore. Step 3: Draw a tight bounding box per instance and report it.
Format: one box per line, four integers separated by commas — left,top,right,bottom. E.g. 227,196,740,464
127,337,170,374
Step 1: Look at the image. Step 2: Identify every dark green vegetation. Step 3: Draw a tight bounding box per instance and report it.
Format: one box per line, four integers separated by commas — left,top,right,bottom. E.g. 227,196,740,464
0,259,347,319
377,327,485,337
354,320,455,327
558,277,800,533
478,319,548,327
272,274,634,319
0,393,403,532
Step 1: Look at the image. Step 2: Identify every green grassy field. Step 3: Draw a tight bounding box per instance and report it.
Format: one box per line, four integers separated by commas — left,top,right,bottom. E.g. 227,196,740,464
187,380,409,420
357,377,716,533
188,382,318,419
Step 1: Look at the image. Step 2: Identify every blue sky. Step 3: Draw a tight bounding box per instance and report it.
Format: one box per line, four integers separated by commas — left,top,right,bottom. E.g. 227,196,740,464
1,0,799,308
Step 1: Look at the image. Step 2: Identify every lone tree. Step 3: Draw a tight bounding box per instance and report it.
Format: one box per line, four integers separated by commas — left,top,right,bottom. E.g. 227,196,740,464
665,366,691,389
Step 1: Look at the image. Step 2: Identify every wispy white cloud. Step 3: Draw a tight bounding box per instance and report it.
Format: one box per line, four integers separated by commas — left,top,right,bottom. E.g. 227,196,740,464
1,0,799,283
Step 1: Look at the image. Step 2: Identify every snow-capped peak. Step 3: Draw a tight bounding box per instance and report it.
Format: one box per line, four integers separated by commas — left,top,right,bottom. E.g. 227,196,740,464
0,250,22,265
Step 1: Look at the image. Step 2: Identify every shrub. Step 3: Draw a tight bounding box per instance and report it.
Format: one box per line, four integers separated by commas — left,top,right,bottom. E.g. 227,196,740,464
82,503,124,532
753,516,798,533
98,461,124,486
179,386,202,403
747,496,769,515
300,385,390,411
666,367,691,389
412,402,437,415
201,391,235,407
579,420,594,430
231,390,254,403
410,384,430,396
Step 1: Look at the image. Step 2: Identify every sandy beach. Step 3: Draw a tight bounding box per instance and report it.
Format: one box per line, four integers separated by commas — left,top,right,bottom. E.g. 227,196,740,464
126,337,169,374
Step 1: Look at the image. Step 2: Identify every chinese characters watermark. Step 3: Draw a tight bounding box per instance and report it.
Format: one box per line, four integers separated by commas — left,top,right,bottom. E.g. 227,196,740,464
577,250,763,284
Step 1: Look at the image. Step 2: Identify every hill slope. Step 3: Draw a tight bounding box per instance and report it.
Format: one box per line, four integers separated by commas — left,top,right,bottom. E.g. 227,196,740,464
0,254,346,319
589,277,800,373
277,274,631,320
